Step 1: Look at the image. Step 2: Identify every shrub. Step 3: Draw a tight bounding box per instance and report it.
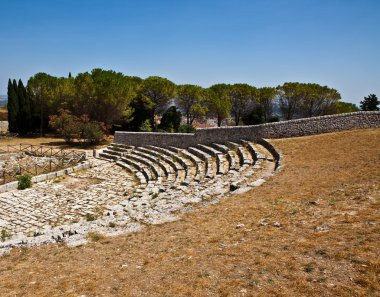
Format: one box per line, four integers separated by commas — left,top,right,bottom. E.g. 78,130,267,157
1,228,11,242
178,124,196,133
82,121,106,144
17,174,32,190
50,110,106,144
85,213,96,221
49,109,81,143
139,119,153,132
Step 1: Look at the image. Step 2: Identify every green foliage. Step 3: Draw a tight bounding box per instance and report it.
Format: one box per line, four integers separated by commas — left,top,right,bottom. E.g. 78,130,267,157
1,229,11,242
17,79,32,135
360,94,379,111
7,79,19,133
256,87,277,121
85,213,96,221
17,174,32,190
140,76,176,127
334,102,359,114
158,106,182,132
49,109,106,144
49,109,81,142
206,84,232,127
242,105,265,125
277,82,341,120
139,119,153,132
229,83,256,126
178,124,196,133
176,84,207,125
128,94,155,131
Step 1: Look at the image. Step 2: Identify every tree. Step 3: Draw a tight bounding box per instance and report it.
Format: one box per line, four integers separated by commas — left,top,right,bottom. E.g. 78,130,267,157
299,84,341,117
277,82,341,120
158,106,182,132
333,102,359,114
256,87,277,121
277,82,304,120
7,79,19,133
74,69,137,126
139,76,176,128
206,84,232,127
49,109,81,143
229,83,256,126
176,84,207,125
17,79,32,135
360,94,379,111
27,73,57,136
242,105,265,125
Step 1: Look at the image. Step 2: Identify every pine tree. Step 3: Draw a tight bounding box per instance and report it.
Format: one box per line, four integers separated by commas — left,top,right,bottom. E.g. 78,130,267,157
7,79,19,133
360,94,379,111
18,79,32,135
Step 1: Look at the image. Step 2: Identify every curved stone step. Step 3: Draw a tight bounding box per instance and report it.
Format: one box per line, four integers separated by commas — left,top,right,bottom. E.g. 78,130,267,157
103,148,124,157
119,157,155,182
130,150,171,177
136,147,183,173
99,152,119,161
197,144,227,175
122,154,161,180
116,160,147,184
187,147,215,178
227,142,253,166
167,147,202,183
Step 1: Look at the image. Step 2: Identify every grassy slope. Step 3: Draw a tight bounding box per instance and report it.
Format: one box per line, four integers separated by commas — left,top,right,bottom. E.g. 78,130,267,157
0,129,379,297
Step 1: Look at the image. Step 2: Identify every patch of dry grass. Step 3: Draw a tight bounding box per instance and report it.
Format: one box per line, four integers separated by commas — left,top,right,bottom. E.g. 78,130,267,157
0,135,113,150
0,128,379,296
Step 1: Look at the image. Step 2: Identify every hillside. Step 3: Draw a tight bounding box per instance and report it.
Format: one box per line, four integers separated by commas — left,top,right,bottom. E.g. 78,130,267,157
0,128,379,297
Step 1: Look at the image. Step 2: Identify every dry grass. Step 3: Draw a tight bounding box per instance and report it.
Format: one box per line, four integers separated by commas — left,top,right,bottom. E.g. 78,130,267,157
0,128,379,297
0,135,113,150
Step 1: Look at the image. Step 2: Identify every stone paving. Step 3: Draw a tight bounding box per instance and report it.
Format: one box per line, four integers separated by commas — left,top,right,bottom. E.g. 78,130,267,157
0,140,281,254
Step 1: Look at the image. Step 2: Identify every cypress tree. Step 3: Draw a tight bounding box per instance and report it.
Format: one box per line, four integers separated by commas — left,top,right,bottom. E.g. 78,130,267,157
18,79,32,135
7,79,19,133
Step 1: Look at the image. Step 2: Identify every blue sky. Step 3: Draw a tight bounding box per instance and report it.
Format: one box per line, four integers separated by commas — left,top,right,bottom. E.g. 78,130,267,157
0,0,379,105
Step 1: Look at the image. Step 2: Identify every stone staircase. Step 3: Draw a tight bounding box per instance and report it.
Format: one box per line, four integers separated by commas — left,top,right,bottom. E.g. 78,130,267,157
98,140,280,219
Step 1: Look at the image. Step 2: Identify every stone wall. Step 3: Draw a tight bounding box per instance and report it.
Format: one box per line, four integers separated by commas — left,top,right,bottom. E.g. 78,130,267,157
114,111,380,148
0,121,8,132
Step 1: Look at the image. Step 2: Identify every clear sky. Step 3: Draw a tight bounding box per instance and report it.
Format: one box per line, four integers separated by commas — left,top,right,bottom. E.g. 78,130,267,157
0,0,379,105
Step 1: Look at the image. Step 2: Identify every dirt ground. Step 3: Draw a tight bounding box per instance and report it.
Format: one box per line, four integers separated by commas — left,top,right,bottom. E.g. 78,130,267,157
0,135,112,151
0,128,379,297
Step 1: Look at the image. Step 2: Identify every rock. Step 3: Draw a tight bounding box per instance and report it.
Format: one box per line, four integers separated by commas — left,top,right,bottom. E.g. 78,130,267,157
259,218,269,226
272,221,281,228
229,183,240,191
235,223,245,229
315,224,330,232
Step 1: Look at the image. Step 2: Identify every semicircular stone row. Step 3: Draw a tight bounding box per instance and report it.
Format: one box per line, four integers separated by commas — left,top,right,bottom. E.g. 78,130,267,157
98,139,280,218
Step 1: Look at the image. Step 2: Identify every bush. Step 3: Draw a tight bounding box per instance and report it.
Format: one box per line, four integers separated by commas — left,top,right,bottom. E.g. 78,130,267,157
49,110,106,144
1,228,11,242
82,121,106,143
49,109,81,143
178,124,196,133
17,174,32,190
139,119,153,132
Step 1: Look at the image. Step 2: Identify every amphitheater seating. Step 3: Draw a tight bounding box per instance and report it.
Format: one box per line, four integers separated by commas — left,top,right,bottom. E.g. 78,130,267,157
99,140,279,200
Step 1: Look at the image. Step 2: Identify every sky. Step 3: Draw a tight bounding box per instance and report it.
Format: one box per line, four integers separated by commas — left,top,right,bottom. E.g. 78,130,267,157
0,0,379,105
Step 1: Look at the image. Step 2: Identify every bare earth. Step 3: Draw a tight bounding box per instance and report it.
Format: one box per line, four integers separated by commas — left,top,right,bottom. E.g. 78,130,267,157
0,129,379,297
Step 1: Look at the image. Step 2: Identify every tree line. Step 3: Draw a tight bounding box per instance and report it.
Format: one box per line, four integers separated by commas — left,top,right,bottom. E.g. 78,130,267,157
7,68,377,137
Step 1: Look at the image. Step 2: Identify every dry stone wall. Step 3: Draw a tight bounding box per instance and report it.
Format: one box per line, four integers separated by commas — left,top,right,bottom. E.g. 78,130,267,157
115,111,380,148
